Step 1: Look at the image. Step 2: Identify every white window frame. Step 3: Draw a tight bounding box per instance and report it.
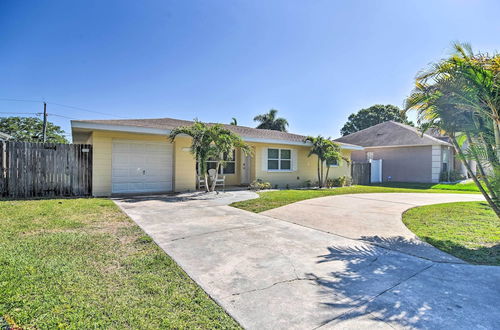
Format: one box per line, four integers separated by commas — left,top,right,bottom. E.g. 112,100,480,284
267,148,292,172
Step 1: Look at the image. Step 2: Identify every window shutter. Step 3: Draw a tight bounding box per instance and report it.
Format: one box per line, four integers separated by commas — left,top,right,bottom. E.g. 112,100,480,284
261,147,268,171
291,149,298,171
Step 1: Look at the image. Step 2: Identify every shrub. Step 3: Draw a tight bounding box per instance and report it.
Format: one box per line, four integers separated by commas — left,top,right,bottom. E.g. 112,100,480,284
440,170,465,182
327,176,352,188
249,179,272,190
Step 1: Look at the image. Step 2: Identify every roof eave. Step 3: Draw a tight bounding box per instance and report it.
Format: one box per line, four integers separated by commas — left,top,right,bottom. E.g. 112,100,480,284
72,121,364,150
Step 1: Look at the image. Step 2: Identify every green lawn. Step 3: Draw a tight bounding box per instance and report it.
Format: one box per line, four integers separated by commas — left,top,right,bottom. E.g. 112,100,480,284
0,199,239,329
403,202,499,265
231,185,481,213
371,181,481,192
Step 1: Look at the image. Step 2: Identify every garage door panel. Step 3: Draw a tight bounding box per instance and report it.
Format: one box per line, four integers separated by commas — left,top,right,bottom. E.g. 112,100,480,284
112,142,131,152
112,140,173,194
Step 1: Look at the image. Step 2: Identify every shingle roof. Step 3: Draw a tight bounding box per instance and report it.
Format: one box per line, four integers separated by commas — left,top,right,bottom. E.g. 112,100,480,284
73,117,308,142
334,121,452,147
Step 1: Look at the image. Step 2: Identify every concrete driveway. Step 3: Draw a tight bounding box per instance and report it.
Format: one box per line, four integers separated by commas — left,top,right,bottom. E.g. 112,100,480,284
114,191,499,330
262,193,485,262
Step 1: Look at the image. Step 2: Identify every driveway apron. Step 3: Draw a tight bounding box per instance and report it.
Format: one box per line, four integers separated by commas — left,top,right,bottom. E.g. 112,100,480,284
114,192,500,330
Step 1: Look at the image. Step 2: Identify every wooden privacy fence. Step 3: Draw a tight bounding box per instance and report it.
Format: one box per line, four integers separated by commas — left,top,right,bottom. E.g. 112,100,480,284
0,141,92,198
351,162,371,185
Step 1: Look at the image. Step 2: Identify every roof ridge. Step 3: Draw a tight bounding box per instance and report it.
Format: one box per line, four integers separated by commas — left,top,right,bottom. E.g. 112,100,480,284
388,120,451,145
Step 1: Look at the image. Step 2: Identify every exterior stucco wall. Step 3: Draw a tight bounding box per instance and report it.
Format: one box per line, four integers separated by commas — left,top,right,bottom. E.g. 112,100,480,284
86,130,352,194
173,136,196,191
250,142,351,188
352,146,433,183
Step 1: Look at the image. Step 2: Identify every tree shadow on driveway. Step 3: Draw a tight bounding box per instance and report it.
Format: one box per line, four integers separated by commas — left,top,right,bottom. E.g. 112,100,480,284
309,239,500,329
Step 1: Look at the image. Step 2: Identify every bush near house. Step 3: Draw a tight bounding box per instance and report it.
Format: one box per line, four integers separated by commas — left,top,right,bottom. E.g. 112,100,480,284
249,179,272,190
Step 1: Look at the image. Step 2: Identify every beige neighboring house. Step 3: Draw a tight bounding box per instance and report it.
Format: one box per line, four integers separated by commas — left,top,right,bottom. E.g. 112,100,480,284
71,117,362,196
335,121,462,183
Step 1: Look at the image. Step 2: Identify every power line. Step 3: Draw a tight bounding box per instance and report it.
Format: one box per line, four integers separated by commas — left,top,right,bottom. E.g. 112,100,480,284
0,111,41,115
0,98,127,119
46,102,126,118
0,97,42,103
48,113,77,120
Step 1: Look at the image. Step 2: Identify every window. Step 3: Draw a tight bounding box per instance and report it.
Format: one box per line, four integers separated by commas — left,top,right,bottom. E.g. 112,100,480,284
200,150,236,175
327,158,338,167
267,148,291,171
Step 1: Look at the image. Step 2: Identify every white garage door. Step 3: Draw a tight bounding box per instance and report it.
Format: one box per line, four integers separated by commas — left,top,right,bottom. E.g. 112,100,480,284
112,140,173,194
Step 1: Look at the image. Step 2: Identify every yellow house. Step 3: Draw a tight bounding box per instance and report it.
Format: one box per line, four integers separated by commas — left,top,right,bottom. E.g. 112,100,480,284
71,117,363,196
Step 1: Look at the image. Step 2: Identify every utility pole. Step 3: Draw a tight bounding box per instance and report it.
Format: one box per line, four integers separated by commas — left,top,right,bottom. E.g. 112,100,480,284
42,102,48,142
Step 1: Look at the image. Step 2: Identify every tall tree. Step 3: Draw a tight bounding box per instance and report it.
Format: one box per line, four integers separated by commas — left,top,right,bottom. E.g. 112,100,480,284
253,109,289,132
0,116,68,143
169,121,251,192
230,117,238,125
340,104,413,136
405,42,500,217
304,135,348,188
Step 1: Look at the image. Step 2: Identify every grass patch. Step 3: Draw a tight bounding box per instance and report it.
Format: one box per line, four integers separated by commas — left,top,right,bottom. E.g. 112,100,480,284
371,181,481,192
403,202,499,265
0,199,239,329
231,185,480,213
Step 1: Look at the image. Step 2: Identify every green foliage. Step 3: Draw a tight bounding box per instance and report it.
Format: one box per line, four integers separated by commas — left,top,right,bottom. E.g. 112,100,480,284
253,109,289,132
304,135,348,188
231,185,479,213
0,116,68,143
403,202,499,265
230,117,238,125
249,179,272,190
372,181,480,192
405,42,500,217
0,199,239,328
327,176,352,188
169,120,251,191
439,170,466,182
340,104,413,136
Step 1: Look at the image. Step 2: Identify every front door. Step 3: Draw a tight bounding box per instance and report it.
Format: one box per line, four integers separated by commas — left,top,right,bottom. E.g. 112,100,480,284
240,153,251,185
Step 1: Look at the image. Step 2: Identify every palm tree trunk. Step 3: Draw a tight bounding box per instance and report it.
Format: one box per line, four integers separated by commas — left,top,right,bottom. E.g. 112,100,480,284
465,133,498,202
204,173,209,192
495,121,500,163
451,136,500,217
317,157,321,188
210,162,220,192
320,160,324,188
325,165,330,188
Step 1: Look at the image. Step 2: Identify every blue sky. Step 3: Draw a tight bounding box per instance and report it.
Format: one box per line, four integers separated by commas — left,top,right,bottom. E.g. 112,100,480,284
1,0,499,140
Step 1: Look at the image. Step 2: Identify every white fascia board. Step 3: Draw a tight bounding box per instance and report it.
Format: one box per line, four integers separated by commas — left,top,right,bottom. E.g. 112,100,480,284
71,121,364,149
71,121,171,135
338,144,364,150
242,137,311,146
242,137,363,149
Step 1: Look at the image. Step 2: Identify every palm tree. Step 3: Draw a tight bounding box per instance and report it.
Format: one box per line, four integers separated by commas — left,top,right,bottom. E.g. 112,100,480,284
169,121,213,192
405,43,500,217
253,109,289,132
206,125,251,191
169,121,251,192
304,136,348,188
230,117,238,125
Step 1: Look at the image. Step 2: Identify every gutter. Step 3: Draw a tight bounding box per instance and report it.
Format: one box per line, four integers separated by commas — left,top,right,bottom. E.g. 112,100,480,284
71,121,364,150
